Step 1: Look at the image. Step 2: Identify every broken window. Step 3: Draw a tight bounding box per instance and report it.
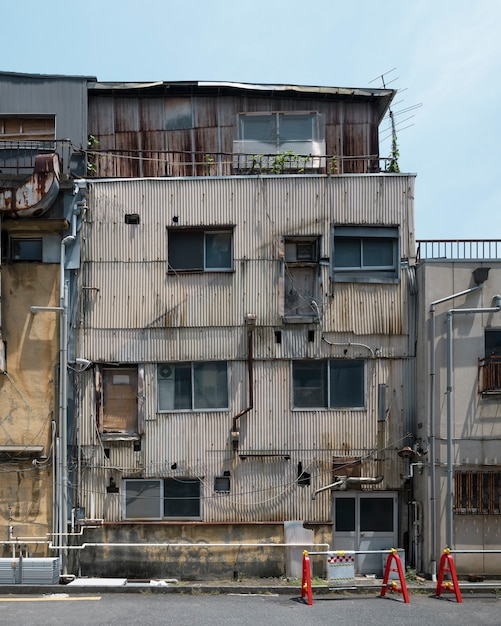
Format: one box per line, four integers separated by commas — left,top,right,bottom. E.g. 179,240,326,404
282,236,320,322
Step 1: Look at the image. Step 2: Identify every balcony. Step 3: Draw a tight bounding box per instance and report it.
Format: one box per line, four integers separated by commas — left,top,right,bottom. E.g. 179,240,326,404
478,355,501,394
0,139,78,177
85,150,393,178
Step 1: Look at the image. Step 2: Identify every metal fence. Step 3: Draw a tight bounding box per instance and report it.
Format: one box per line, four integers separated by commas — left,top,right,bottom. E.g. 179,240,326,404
416,240,501,261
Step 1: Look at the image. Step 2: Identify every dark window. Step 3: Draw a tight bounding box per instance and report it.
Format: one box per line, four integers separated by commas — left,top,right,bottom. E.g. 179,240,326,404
479,329,501,393
124,478,202,520
331,226,399,283
292,360,365,409
455,470,501,514
164,478,201,518
335,498,355,532
168,229,233,272
10,237,42,262
360,497,394,532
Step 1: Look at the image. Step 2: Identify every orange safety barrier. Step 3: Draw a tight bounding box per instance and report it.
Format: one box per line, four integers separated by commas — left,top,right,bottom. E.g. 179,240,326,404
380,548,410,604
435,548,462,603
301,550,313,605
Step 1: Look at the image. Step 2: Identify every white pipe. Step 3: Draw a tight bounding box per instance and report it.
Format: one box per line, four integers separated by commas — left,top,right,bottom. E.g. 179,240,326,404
312,475,383,499
428,282,483,581
445,300,501,549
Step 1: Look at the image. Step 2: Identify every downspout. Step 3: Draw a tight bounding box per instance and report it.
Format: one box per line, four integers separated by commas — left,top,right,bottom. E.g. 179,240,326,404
58,183,85,574
445,296,501,549
428,283,483,581
231,314,256,450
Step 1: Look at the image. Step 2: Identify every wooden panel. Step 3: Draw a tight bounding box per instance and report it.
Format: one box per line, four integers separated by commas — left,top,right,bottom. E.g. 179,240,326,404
103,368,138,432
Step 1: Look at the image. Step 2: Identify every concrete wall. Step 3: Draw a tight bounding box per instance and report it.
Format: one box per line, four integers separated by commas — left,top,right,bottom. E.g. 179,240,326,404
70,522,331,580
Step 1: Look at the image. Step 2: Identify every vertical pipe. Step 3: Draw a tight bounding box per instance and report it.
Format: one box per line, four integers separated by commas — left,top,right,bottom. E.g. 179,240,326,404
446,311,453,549
429,306,437,580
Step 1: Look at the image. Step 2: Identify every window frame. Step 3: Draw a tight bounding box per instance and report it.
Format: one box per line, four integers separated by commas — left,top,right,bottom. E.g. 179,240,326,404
96,364,144,439
291,359,366,409
157,361,229,412
282,236,320,322
454,470,501,514
9,236,43,262
167,227,234,273
234,111,326,169
330,225,400,284
123,477,202,520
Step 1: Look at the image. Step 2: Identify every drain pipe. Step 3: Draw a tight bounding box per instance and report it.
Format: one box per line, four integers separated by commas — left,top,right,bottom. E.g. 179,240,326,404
428,280,484,581
57,183,85,574
445,295,501,549
231,314,256,450
311,475,383,499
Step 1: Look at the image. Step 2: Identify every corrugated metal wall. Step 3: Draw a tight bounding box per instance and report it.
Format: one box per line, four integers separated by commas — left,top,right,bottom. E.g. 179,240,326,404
88,93,383,177
76,174,415,523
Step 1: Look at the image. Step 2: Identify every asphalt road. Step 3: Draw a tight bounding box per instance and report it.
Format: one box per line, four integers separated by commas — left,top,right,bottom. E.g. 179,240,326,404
0,591,500,626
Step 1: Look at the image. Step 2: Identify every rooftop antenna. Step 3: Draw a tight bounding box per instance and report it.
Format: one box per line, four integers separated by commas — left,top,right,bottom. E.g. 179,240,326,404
370,68,422,171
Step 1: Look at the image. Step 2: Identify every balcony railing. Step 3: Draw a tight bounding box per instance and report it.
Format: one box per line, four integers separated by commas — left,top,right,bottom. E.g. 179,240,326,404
0,139,77,176
416,240,501,261
478,355,501,394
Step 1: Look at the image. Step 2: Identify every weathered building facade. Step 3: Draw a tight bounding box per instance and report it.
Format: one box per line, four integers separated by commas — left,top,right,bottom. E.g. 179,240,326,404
10,73,499,582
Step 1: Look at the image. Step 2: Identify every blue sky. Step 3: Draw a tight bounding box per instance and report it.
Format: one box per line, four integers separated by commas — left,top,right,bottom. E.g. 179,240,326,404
4,0,500,240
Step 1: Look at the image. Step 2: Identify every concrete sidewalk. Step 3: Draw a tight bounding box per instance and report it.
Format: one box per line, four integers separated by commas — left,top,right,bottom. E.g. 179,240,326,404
0,576,500,596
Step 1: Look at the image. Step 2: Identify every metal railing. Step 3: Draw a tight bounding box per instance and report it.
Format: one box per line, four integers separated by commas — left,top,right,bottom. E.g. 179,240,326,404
416,240,501,261
0,139,76,176
478,356,501,394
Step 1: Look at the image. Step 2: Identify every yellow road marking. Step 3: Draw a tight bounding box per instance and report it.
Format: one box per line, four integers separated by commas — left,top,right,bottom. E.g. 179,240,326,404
0,596,101,602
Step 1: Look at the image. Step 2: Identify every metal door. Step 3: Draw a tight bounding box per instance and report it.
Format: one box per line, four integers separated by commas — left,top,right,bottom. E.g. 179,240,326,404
332,492,398,575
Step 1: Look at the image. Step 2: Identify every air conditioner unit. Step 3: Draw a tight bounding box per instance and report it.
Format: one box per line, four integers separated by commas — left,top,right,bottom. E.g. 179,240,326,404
158,364,174,379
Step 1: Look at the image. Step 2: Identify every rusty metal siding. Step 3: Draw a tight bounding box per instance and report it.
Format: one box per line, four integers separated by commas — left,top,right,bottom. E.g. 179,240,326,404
87,92,386,178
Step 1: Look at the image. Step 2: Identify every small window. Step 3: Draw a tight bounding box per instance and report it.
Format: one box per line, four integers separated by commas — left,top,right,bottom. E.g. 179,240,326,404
158,362,229,411
168,228,233,272
331,226,399,283
292,360,365,409
283,237,320,321
214,475,231,493
10,237,43,262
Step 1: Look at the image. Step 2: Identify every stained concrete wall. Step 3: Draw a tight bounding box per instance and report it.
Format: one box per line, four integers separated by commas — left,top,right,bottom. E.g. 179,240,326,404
0,263,59,552
70,522,332,580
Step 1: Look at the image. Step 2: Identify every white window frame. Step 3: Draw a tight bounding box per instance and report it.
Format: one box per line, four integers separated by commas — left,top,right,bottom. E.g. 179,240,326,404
234,111,325,169
330,225,400,284
157,361,229,412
